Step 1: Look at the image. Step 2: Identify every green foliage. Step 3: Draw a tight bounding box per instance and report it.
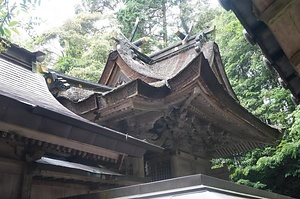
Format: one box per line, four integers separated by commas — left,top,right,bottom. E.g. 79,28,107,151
228,112,300,197
117,0,168,51
0,0,40,38
34,12,113,82
75,0,119,14
116,0,220,53
180,1,220,35
214,11,294,126
212,9,299,197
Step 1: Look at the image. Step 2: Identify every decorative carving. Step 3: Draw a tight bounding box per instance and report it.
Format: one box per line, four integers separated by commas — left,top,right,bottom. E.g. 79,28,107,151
109,104,248,158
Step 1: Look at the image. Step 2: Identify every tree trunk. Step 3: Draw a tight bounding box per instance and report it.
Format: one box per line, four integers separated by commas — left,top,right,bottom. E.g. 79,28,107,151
162,0,168,47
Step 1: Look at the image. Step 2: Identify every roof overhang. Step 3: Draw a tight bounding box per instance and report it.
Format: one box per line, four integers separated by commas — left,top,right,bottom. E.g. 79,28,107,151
219,0,300,102
61,174,291,199
0,42,163,162
33,157,148,187
59,48,281,158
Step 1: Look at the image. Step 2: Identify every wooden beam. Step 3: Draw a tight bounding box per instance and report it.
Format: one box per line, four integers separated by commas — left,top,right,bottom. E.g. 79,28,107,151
34,170,138,186
0,121,123,161
291,49,300,70
258,0,297,25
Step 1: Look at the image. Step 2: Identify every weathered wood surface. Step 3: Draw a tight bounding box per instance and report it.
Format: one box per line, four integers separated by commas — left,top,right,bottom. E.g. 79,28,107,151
0,56,163,158
0,156,143,199
221,0,300,101
59,42,281,158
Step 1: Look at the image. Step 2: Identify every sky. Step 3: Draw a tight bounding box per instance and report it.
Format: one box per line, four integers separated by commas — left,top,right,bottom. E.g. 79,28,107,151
28,0,220,33
12,0,221,63
30,0,81,31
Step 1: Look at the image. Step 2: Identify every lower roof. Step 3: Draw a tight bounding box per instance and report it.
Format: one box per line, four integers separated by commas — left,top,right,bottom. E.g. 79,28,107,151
37,157,122,176
61,174,291,199
34,156,148,186
0,50,163,160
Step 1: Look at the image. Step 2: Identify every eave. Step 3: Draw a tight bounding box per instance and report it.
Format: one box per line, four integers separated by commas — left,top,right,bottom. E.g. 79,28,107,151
64,51,281,158
219,0,300,102
62,174,292,199
32,157,148,187
0,45,163,164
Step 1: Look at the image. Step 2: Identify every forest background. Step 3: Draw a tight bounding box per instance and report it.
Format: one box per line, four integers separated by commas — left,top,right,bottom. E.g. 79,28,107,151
1,0,300,197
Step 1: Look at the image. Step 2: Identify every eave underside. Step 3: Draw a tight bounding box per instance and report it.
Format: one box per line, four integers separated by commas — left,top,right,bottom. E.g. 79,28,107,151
222,0,300,101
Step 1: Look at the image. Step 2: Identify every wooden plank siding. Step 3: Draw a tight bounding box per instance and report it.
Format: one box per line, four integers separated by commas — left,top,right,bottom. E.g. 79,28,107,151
30,184,89,199
0,158,23,199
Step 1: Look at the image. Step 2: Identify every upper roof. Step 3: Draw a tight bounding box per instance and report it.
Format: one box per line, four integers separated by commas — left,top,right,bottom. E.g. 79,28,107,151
0,39,163,163
99,36,236,101
58,37,281,158
219,0,300,102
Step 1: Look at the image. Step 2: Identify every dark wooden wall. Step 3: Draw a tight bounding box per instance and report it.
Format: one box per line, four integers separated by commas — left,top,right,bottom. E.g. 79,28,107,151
30,183,89,199
0,139,93,199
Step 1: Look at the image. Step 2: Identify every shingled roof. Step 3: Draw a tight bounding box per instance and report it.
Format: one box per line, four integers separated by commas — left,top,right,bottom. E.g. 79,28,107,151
57,37,281,158
0,39,163,164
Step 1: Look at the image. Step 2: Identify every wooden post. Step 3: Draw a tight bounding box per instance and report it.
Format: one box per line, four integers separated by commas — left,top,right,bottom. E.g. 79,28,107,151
20,163,34,199
132,157,145,178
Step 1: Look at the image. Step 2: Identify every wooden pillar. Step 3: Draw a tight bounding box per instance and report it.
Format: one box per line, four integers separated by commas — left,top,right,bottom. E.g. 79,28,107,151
170,150,211,178
126,156,145,177
20,163,34,199
132,157,144,177
18,150,43,199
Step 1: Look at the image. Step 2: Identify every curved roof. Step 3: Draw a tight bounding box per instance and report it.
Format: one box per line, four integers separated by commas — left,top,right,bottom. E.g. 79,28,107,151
60,39,281,158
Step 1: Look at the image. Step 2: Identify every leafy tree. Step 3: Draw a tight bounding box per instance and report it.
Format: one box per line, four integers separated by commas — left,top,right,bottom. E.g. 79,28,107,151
179,0,219,34
117,0,179,51
75,0,120,14
20,15,43,38
34,12,114,82
212,9,300,197
214,11,294,126
229,109,300,197
0,0,41,38
116,0,220,52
